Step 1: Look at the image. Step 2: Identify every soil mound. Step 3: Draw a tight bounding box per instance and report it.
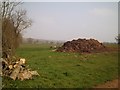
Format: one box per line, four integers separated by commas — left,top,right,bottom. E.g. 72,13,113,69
57,38,106,53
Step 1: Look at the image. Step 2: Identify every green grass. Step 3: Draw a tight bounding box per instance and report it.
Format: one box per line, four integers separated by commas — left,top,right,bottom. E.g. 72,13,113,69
2,44,118,88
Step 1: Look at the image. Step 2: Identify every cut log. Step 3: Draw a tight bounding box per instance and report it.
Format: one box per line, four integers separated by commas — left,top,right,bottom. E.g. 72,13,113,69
2,56,39,80
30,71,39,76
19,58,26,65
10,66,20,80
18,70,32,81
8,65,13,69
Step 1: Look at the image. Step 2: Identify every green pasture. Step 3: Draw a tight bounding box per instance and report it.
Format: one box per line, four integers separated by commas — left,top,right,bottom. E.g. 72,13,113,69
2,43,119,88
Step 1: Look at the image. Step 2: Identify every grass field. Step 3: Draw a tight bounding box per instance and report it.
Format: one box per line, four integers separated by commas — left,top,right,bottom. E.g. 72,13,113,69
2,43,119,88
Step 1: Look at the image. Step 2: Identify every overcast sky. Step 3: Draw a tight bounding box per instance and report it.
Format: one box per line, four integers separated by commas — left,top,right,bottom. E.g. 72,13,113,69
22,2,118,42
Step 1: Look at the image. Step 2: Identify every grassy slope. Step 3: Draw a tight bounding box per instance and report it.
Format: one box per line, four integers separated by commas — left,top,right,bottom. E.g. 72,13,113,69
2,44,119,88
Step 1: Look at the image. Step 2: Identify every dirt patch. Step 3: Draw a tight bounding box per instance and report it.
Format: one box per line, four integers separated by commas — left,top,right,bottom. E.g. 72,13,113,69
57,38,107,53
94,79,119,88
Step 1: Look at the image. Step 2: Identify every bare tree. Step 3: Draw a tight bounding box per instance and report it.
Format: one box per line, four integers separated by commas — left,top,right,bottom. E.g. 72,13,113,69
1,0,32,58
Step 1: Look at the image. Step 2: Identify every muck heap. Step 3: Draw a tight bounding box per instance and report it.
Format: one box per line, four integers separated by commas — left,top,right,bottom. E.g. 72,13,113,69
57,38,106,53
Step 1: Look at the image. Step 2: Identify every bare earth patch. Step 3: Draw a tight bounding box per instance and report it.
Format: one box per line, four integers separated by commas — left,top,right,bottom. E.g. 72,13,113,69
95,79,119,88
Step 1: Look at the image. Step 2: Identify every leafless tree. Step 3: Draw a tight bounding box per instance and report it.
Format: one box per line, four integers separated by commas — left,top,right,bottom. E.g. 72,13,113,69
1,0,32,58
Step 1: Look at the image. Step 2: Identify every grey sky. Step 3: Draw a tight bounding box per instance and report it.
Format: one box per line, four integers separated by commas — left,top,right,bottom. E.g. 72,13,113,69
22,2,118,42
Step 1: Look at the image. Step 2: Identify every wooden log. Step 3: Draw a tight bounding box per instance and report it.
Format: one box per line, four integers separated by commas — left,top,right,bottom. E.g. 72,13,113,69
30,71,39,76
19,58,26,65
10,65,20,80
18,70,32,81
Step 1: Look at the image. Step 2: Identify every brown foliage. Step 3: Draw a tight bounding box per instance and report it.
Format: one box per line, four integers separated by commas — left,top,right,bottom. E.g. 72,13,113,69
2,18,22,57
1,1,32,58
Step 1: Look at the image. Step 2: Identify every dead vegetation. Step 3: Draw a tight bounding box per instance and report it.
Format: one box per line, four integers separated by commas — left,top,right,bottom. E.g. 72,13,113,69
1,1,38,81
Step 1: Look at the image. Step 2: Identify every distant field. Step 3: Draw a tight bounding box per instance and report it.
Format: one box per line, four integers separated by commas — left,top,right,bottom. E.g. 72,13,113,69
2,43,119,88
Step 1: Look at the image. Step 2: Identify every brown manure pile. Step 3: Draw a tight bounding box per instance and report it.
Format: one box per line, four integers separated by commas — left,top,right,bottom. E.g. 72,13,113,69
57,38,106,53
